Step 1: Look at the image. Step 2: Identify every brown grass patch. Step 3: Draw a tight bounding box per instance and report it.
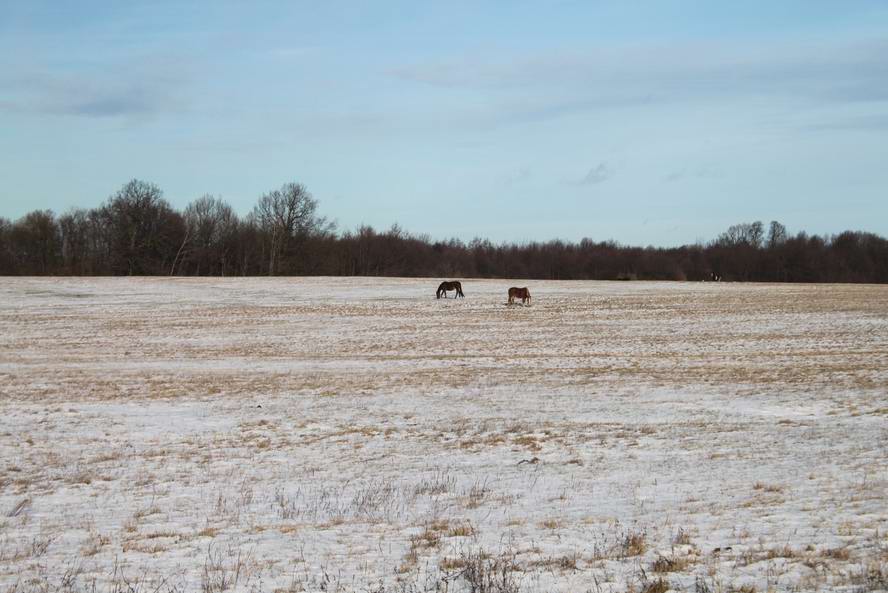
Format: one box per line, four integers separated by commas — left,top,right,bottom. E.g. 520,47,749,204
641,578,670,593
764,545,797,560
822,547,851,561
410,526,442,550
623,531,647,557
143,530,180,540
512,435,542,451
447,522,474,537
440,556,467,571
752,482,784,493
652,555,691,573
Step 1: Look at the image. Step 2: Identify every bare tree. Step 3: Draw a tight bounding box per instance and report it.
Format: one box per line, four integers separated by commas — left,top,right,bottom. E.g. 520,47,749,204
10,210,61,274
0,217,15,274
179,195,239,275
749,221,765,248
767,220,788,248
59,209,93,274
717,221,765,248
99,180,185,275
250,182,333,275
3,181,886,283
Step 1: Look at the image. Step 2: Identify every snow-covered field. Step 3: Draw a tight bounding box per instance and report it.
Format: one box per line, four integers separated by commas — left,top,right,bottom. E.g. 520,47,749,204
1,277,886,593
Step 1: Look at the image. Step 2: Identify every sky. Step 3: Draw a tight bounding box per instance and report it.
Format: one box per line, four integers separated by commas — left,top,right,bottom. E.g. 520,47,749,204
1,1,887,246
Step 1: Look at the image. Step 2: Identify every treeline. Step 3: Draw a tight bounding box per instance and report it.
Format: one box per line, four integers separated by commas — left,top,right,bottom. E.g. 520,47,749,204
2,179,887,282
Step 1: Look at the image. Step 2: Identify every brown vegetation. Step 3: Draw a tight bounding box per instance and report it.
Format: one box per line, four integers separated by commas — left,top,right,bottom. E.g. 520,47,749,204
2,180,887,282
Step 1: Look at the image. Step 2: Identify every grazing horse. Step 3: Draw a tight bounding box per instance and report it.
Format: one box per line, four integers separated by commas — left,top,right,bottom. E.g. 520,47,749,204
436,281,465,299
508,287,531,305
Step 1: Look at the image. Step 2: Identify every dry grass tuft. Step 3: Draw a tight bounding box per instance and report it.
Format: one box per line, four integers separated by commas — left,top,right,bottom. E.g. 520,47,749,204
752,482,784,493
652,554,691,573
538,518,561,530
439,556,467,571
409,525,442,552
528,553,579,571
447,522,475,537
764,545,797,560
822,546,851,561
641,578,670,593
456,550,520,593
465,480,490,509
623,531,647,557
413,470,456,496
512,435,542,451
673,527,693,545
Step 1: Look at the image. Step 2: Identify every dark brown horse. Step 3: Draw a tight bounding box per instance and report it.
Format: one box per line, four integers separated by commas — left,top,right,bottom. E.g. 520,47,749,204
508,287,531,305
436,281,465,299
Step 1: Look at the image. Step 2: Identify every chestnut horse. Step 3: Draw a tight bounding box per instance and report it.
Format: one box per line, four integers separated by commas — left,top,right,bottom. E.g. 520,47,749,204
436,281,465,299
508,287,531,305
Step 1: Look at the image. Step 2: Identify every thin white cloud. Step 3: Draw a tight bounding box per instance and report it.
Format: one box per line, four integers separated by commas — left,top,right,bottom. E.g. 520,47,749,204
664,164,724,183
392,37,888,109
502,165,533,187
801,112,888,132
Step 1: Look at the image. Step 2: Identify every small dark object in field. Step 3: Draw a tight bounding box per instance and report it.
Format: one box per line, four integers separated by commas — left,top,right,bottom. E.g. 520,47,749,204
517,457,540,465
507,287,531,305
437,281,464,299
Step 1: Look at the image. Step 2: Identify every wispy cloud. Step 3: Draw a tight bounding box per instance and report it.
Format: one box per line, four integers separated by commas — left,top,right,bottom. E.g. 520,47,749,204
574,162,613,186
664,164,724,183
801,113,888,132
0,55,193,118
391,37,888,113
502,165,533,187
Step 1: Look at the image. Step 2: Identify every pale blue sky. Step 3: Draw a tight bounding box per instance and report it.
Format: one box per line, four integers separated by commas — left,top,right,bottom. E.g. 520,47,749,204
2,1,887,245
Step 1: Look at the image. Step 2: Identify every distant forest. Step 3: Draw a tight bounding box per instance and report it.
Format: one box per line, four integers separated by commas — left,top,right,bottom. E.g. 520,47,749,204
2,179,887,282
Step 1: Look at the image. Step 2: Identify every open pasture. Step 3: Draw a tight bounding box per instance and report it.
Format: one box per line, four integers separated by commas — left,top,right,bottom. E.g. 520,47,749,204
0,277,886,592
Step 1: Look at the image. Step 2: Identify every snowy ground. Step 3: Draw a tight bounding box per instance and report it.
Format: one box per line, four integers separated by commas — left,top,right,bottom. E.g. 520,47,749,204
0,277,886,593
